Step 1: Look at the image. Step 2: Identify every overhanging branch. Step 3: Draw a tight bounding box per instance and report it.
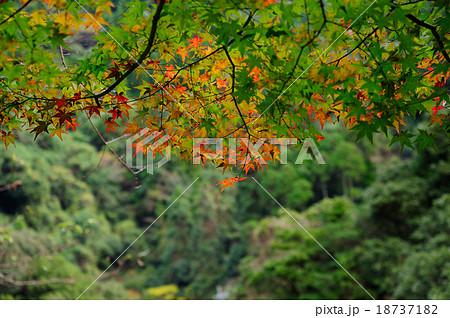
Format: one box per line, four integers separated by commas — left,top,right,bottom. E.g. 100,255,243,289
406,14,450,63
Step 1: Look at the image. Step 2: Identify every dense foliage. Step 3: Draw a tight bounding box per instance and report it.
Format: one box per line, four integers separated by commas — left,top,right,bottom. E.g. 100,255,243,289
1,0,449,181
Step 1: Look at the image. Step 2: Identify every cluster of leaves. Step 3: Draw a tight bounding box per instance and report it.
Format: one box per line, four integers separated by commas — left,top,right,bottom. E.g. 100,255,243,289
1,0,449,187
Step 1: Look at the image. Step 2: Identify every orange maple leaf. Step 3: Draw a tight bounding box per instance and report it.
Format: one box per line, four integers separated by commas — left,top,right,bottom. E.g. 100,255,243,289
312,110,330,129
215,78,228,89
65,119,81,132
164,64,176,79
123,120,140,136
50,127,68,141
264,0,277,7
216,177,247,192
175,85,188,95
177,46,190,63
188,35,203,49
249,66,262,81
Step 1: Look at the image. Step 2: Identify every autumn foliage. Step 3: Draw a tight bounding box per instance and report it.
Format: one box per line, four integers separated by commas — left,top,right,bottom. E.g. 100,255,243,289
0,0,449,181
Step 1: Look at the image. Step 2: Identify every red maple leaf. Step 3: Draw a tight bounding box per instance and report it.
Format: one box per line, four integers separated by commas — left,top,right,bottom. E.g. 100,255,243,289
108,107,123,120
104,117,119,134
73,92,81,101
432,105,444,116
356,90,366,100
315,134,324,142
188,35,203,49
55,97,67,108
115,92,128,104
434,76,445,88
105,62,121,80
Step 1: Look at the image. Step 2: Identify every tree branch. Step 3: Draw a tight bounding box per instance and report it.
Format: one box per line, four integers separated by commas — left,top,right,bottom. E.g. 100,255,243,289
406,14,450,63
83,0,166,100
0,0,33,27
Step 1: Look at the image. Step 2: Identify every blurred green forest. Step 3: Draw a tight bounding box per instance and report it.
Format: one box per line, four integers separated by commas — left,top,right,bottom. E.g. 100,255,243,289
1,118,449,299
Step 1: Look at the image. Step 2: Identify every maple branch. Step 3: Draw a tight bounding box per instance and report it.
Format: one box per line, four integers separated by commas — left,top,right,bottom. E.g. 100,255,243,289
405,14,450,63
0,0,33,27
329,28,378,65
268,0,328,114
106,133,131,145
222,46,253,139
59,45,67,68
319,0,328,27
164,9,255,85
127,10,256,115
57,147,107,185
0,97,32,114
84,0,166,100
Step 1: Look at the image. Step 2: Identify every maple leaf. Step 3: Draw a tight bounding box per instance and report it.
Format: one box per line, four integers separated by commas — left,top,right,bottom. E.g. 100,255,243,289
434,76,445,88
164,64,176,79
108,107,123,120
50,127,68,141
104,118,119,134
249,66,262,81
216,177,247,192
115,92,128,104
73,92,81,101
315,134,324,142
55,97,67,108
312,109,331,129
123,120,141,136
105,63,122,80
54,109,76,126
356,90,366,101
332,68,350,82
83,10,109,34
309,68,325,83
264,0,277,7
432,105,444,116
65,119,81,131
147,59,160,68
177,46,190,63
215,78,228,89
198,72,211,83
0,131,17,150
30,120,50,140
174,85,188,96
83,104,102,118
244,163,255,175
188,35,203,49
